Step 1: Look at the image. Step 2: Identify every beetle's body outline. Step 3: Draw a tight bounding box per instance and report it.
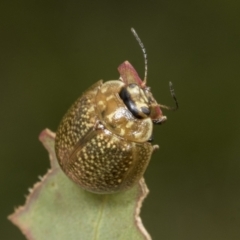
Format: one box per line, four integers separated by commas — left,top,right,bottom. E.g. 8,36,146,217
55,29,178,194
55,61,166,193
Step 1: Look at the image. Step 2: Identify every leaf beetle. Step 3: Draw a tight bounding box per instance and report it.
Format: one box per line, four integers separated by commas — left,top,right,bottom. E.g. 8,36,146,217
55,28,178,193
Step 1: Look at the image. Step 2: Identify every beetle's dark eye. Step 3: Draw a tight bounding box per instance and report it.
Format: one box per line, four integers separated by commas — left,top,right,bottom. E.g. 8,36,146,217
119,86,150,119
141,107,150,116
119,86,130,101
119,87,143,119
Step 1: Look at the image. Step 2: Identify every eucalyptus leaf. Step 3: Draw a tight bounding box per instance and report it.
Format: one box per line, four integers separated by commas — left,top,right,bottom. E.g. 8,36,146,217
8,129,151,240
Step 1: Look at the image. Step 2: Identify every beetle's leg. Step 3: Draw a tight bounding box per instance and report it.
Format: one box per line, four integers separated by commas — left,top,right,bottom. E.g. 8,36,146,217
152,145,159,152
152,116,167,125
147,134,154,142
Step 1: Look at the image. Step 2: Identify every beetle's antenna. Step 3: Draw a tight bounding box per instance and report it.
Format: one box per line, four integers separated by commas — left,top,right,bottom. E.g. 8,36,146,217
131,28,148,85
159,82,179,111
169,81,179,110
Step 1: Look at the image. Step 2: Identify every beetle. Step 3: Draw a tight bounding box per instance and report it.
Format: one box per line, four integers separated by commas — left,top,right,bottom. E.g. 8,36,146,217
55,28,178,194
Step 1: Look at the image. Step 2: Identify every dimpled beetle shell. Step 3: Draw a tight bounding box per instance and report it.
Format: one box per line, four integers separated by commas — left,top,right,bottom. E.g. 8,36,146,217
55,61,167,194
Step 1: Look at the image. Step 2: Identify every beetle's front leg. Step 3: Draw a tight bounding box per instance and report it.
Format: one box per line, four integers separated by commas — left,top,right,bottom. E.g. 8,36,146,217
152,116,167,125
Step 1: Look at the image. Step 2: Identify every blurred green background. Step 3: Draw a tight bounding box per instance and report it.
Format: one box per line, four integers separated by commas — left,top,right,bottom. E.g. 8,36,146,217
1,1,240,239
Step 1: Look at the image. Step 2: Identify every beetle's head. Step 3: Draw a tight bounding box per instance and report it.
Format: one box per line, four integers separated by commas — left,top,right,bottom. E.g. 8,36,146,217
118,61,167,124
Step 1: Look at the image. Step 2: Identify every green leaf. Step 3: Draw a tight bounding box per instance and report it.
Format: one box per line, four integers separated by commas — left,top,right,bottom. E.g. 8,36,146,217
8,129,151,240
